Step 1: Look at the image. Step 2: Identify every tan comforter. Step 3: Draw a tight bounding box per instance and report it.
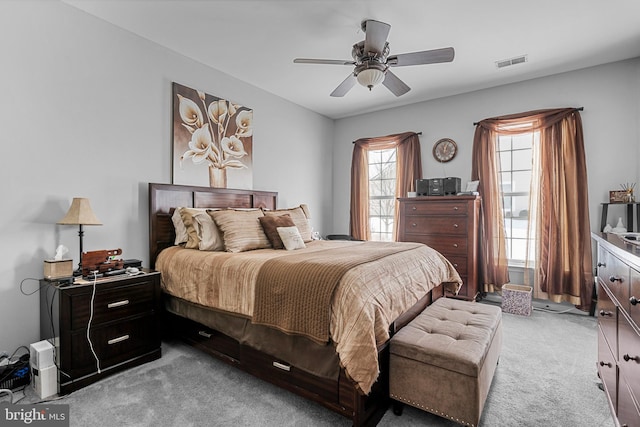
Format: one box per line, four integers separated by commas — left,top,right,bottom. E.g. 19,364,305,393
157,240,461,394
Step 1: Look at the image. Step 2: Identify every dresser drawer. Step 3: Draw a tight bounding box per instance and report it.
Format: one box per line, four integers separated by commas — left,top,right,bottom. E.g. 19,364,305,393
598,282,618,358
598,248,630,307
405,235,468,256
630,267,640,327
618,376,640,427
69,280,158,330
66,313,159,377
404,216,468,236
619,314,640,403
445,255,468,277
404,201,469,216
597,325,617,407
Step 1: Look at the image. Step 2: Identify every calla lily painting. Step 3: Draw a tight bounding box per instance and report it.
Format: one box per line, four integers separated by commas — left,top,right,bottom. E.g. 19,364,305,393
172,82,253,189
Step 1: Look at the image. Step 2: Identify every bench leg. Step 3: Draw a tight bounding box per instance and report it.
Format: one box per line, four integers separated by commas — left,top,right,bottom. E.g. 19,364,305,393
392,400,404,416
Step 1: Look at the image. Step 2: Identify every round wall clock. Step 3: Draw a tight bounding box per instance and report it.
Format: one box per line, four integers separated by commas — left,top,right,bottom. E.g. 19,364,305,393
432,138,458,163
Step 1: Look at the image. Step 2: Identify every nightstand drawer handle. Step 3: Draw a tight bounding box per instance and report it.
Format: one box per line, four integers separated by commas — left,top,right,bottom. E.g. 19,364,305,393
609,275,623,283
108,335,130,345
198,330,212,338
273,361,291,372
599,361,612,368
623,354,640,362
630,296,638,306
107,299,130,309
599,310,613,317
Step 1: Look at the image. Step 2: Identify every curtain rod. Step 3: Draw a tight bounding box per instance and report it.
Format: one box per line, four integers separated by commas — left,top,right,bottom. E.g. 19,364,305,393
472,107,584,126
352,131,422,144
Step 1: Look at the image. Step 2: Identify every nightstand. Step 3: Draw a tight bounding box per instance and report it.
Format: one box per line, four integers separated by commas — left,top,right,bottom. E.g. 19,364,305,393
39,269,161,394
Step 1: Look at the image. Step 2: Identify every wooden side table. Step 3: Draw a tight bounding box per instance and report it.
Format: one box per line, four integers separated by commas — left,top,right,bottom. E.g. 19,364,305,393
600,202,640,232
39,269,161,394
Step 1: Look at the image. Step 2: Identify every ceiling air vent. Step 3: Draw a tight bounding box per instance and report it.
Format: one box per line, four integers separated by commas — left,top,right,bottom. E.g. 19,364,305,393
496,55,528,69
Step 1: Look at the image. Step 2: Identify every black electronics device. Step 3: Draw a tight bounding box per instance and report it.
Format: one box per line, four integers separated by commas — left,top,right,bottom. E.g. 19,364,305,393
443,177,461,195
416,178,461,196
0,354,30,390
123,259,142,268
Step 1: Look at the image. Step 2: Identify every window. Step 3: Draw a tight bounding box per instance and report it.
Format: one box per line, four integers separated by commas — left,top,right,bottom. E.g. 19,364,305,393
368,148,396,241
497,131,538,263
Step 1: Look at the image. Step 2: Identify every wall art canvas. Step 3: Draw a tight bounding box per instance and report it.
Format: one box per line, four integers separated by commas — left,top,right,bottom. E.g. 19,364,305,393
172,82,253,189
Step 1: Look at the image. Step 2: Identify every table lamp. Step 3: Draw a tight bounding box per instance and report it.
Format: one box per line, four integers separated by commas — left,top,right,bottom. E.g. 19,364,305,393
57,197,102,276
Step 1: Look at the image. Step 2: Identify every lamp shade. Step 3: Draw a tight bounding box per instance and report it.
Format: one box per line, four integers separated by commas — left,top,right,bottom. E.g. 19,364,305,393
57,198,102,226
356,68,385,90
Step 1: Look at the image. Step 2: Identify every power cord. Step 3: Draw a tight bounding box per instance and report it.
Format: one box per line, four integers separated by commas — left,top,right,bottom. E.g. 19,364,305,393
86,271,101,374
0,388,14,404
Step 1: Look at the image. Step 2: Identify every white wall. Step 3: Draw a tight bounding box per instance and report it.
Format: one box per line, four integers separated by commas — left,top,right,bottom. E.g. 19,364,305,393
0,2,333,354
332,58,640,235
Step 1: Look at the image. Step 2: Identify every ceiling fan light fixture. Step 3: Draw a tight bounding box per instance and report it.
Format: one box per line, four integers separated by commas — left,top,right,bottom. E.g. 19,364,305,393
356,68,385,90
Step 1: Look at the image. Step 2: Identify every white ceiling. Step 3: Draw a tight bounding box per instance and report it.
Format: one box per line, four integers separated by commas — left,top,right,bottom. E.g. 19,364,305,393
63,0,640,120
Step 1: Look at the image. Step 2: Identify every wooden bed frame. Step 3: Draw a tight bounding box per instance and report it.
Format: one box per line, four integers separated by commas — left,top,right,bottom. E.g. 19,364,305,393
148,182,443,426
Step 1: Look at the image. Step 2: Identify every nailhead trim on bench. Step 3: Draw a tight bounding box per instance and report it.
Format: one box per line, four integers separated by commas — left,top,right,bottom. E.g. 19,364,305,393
390,393,475,427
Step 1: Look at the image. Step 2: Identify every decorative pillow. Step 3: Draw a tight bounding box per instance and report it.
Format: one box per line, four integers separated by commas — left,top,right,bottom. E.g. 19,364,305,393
193,211,224,251
177,207,211,249
171,208,189,245
258,214,296,249
263,205,312,242
277,226,306,251
209,209,271,253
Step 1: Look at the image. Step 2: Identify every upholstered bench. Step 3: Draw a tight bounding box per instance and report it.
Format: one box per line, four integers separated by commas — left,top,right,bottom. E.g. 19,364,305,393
389,297,502,427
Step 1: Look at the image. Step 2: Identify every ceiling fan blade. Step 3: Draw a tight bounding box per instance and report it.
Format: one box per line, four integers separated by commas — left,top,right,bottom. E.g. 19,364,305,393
294,58,355,65
388,47,455,67
330,74,356,97
363,20,391,56
382,70,411,97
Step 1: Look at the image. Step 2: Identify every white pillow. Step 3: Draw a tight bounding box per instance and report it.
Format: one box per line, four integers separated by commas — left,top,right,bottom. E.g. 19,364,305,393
277,226,306,251
193,211,224,251
171,208,188,245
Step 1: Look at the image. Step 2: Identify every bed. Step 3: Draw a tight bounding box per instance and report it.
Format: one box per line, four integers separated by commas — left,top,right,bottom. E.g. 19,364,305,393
148,182,462,426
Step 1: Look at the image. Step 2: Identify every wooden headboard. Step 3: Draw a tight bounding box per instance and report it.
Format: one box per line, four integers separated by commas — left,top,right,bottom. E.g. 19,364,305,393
148,183,277,268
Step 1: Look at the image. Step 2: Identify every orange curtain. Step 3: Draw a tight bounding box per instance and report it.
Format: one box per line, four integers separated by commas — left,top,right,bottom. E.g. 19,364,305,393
350,132,422,241
473,108,594,310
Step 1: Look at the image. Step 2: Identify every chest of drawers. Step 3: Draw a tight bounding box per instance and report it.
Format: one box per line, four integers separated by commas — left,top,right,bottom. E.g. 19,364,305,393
39,270,161,394
592,232,640,427
398,195,481,300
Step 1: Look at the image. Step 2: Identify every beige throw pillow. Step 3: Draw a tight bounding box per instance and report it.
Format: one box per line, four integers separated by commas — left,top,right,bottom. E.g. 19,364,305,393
171,208,189,245
277,226,306,251
178,207,212,249
193,211,224,251
209,209,271,253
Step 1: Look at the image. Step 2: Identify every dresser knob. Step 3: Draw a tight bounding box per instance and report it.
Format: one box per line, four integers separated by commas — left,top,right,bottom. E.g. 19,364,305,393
453,243,458,248
623,354,639,362
453,207,459,211
630,296,638,306
597,262,606,267
412,206,417,211
599,361,613,368
453,224,459,228
599,310,613,317
609,276,623,283
411,223,417,227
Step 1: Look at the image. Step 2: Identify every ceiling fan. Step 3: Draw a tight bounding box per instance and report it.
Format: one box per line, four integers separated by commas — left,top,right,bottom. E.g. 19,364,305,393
293,19,455,97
